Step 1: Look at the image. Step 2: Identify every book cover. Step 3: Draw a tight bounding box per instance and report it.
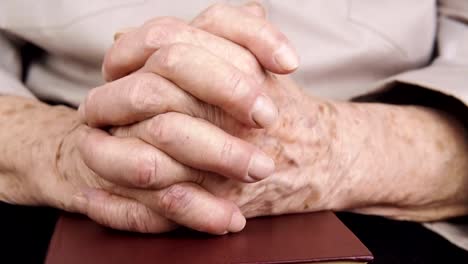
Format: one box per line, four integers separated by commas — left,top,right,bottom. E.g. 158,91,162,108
46,211,373,264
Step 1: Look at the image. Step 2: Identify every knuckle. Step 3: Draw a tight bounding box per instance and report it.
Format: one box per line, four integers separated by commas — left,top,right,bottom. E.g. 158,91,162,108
159,185,192,217
206,3,228,19
93,209,113,229
143,19,184,51
143,17,187,50
103,43,132,78
225,71,248,104
195,3,228,28
242,55,261,73
124,204,150,233
126,74,154,112
143,25,170,50
128,73,171,114
155,43,189,72
246,2,266,16
219,139,236,166
134,155,157,187
148,113,176,146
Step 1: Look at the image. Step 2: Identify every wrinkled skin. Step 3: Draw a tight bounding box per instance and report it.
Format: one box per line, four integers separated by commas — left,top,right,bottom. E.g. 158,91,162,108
56,74,344,219
172,75,341,217
1,1,467,235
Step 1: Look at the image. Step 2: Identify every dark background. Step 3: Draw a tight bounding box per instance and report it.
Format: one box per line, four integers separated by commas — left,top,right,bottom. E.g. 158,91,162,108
1,202,468,264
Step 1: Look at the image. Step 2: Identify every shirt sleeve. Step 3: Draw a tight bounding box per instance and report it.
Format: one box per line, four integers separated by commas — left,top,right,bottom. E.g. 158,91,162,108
0,31,35,98
355,0,468,107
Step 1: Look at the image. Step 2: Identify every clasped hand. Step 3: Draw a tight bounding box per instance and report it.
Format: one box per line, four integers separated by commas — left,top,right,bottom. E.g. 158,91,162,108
42,2,468,235
69,2,333,234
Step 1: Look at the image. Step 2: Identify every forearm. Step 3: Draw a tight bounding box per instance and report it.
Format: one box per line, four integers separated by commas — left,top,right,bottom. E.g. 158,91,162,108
0,96,79,206
334,101,468,220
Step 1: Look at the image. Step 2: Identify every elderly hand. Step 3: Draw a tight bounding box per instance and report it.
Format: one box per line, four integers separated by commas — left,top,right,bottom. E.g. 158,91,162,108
75,2,306,232
72,2,302,234
81,1,466,230
56,2,468,234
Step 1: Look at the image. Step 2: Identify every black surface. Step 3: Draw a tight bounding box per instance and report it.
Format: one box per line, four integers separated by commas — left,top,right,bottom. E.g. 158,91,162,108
1,203,58,264
1,202,468,264
337,212,468,264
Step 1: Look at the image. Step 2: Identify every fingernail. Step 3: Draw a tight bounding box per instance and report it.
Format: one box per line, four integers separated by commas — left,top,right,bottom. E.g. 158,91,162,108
251,94,278,128
273,44,299,71
113,27,135,41
248,151,275,180
228,210,246,233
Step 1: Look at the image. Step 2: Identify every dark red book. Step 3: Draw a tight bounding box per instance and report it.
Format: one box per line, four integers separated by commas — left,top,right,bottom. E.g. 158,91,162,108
46,211,373,264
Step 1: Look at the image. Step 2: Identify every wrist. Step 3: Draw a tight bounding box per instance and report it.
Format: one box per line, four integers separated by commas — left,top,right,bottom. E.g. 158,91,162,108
332,102,468,220
46,121,93,211
262,95,355,212
34,107,85,209
0,96,81,207
299,99,370,211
